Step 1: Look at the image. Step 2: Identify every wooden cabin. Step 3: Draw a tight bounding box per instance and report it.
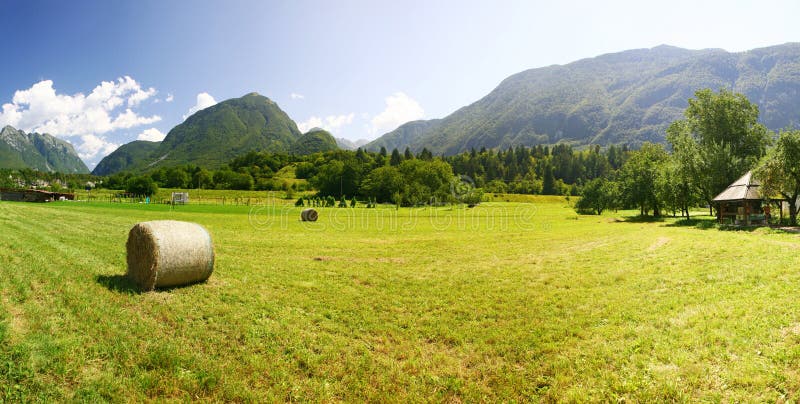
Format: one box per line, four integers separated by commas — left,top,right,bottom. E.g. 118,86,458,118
0,188,75,202
712,171,768,225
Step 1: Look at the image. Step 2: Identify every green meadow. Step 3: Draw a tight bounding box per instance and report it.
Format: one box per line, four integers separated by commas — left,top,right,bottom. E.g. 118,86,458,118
80,188,304,206
2,197,800,401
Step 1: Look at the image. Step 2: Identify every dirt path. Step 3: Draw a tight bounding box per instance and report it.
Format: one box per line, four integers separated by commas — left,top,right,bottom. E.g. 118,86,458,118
648,237,671,251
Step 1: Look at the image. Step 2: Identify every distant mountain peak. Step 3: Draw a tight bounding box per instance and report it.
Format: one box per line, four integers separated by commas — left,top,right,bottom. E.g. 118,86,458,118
335,137,370,150
290,129,338,154
0,125,88,173
368,43,800,154
93,92,303,174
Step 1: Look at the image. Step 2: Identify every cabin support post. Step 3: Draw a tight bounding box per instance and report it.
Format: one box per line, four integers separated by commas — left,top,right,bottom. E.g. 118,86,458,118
745,201,750,226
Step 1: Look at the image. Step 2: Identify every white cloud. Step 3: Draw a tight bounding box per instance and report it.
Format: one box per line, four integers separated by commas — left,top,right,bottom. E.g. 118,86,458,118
137,128,166,142
112,109,161,129
77,134,119,160
182,92,217,120
127,86,157,106
0,77,161,138
165,93,174,102
369,92,424,135
327,113,355,128
290,92,305,100
0,77,164,165
1,102,22,126
297,113,355,133
297,116,323,133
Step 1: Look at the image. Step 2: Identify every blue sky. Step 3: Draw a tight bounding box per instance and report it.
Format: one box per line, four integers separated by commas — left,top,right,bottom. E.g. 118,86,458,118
1,0,799,168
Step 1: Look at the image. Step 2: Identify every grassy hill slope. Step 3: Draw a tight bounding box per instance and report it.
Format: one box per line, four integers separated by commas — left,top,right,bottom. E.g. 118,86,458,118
91,140,161,176
290,129,339,154
369,43,800,154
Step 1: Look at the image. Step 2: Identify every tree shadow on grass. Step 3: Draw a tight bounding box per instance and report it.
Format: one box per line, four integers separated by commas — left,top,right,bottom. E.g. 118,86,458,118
665,217,772,232
717,225,763,232
616,214,799,234
95,274,141,294
665,217,719,230
616,215,665,223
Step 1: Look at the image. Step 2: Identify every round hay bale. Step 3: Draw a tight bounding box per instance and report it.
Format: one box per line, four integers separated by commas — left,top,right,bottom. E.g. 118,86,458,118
126,220,214,291
301,208,318,222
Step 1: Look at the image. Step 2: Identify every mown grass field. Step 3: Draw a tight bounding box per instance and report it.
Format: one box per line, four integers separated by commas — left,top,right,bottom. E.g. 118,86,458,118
2,197,800,401
81,188,304,206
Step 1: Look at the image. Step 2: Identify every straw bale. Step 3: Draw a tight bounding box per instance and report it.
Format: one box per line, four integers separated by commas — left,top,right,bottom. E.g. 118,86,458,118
301,208,318,222
126,220,214,291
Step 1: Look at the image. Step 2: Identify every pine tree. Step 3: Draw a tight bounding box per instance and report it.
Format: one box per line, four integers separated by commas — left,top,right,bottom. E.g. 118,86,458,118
542,163,556,195
390,149,403,166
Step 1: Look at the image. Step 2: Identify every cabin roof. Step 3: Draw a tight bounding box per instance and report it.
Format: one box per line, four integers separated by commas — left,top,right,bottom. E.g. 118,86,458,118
712,171,762,202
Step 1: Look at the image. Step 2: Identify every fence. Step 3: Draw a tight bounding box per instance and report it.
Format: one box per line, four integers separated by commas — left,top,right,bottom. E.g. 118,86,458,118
83,193,293,206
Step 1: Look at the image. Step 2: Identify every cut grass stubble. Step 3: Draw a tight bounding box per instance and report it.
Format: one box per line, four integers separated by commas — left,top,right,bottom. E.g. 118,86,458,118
1,199,800,401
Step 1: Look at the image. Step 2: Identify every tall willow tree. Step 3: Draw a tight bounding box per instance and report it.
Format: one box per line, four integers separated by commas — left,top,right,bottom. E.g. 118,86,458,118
667,88,772,213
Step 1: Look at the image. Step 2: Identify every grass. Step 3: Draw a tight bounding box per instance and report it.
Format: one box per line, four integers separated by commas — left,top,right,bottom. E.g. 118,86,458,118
80,188,304,206
2,198,800,401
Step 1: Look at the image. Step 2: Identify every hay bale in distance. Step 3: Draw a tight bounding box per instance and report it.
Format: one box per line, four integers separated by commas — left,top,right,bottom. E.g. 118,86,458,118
126,220,215,291
301,208,318,222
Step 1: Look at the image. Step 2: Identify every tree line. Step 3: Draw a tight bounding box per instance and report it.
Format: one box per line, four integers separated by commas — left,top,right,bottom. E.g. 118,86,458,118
6,88,797,221
575,88,800,225
0,169,99,191
90,141,634,207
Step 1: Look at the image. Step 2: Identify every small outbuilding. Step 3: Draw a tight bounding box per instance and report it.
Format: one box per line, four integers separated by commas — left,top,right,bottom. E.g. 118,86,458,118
171,192,189,205
0,188,75,203
712,171,770,225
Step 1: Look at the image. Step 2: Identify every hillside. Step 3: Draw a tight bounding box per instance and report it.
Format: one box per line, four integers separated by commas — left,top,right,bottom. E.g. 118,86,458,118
368,43,800,154
0,125,89,173
335,137,370,150
152,92,302,169
94,92,303,174
91,140,161,176
368,119,442,152
290,128,339,154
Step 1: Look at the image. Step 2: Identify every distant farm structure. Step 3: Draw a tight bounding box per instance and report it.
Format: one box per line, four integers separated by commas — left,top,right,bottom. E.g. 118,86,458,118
171,192,189,205
0,188,75,202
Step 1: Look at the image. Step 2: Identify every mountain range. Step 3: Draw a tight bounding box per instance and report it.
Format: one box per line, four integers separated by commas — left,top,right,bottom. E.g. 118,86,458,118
335,137,370,150
139,92,302,170
0,126,88,173
93,93,338,175
91,140,161,176
367,43,800,154
7,43,800,176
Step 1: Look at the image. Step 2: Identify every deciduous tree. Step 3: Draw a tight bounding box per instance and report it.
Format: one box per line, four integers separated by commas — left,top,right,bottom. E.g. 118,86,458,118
754,130,800,225
575,177,619,215
126,176,158,196
619,143,668,216
667,88,771,212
